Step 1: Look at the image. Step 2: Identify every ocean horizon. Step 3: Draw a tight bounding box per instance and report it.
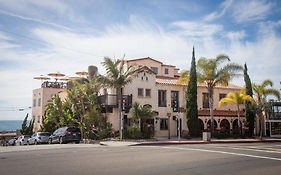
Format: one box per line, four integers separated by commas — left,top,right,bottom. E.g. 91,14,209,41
0,120,24,132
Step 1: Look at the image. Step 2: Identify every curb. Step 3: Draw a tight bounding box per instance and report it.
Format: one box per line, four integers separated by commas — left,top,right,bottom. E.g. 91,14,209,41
132,139,281,146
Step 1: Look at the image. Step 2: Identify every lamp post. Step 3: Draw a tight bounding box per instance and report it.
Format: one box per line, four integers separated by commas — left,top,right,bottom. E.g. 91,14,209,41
177,116,181,142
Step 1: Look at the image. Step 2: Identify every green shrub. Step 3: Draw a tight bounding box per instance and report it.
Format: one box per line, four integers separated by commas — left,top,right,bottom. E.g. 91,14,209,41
124,124,142,139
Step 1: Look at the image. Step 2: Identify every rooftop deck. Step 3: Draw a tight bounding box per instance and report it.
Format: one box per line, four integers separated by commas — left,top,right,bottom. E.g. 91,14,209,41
41,81,68,89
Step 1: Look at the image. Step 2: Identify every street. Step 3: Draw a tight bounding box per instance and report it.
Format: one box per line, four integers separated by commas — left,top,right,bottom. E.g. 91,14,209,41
0,142,281,175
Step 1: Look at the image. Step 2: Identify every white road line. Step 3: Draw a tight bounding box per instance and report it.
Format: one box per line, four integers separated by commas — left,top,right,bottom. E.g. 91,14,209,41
160,146,281,161
206,145,281,154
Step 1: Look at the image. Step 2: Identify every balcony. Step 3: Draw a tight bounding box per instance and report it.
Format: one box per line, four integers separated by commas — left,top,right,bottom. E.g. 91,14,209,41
97,94,132,112
41,81,68,89
269,102,281,120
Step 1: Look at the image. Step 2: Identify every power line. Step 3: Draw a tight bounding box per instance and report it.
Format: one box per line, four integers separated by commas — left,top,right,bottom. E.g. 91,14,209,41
0,107,31,112
0,28,105,58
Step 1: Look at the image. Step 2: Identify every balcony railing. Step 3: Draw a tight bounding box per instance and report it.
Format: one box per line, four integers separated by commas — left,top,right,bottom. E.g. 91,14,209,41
268,112,281,120
97,94,132,111
41,81,68,89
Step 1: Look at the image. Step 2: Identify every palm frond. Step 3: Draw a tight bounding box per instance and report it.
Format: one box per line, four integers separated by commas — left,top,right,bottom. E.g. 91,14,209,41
262,79,273,88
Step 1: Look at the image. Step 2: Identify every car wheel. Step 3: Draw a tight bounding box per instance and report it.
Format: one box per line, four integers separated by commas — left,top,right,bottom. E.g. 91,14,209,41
48,139,52,144
59,137,63,144
75,141,80,144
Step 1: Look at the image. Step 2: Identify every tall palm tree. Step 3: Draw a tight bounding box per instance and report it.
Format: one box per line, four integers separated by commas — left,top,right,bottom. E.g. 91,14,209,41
98,57,141,139
197,54,243,136
252,79,280,137
219,89,255,134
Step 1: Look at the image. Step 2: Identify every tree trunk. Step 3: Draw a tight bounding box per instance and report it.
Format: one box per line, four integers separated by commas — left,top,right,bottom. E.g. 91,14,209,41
117,88,123,140
237,104,241,135
208,85,214,137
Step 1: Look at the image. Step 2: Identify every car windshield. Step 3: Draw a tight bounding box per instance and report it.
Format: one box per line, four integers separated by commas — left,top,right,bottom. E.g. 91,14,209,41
39,132,50,136
67,128,80,132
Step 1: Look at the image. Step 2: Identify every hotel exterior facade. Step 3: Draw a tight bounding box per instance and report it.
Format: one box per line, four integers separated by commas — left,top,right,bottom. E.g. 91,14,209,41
32,57,246,137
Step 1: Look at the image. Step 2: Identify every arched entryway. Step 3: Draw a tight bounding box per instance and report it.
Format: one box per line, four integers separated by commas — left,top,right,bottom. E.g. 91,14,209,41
232,119,242,134
220,119,230,134
207,119,218,131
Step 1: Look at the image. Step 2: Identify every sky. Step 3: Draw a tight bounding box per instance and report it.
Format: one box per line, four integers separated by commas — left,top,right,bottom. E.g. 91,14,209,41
0,0,281,120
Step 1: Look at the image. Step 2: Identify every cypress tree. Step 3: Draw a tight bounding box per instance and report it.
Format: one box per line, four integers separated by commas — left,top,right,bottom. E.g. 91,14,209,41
20,113,29,135
243,63,255,136
186,47,198,137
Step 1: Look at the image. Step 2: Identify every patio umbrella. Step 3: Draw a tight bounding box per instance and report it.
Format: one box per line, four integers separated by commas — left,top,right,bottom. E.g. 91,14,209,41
48,71,65,81
59,76,70,81
69,74,80,80
75,71,88,77
33,75,50,81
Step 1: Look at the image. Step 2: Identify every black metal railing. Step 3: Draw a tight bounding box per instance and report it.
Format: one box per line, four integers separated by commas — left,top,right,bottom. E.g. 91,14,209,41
269,112,281,120
41,81,68,89
97,94,132,112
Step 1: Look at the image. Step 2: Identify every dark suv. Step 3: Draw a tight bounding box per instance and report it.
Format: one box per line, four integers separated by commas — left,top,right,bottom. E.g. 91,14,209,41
48,127,81,144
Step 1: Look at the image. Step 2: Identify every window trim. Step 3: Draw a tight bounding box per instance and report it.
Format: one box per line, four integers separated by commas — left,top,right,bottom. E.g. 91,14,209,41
158,90,167,107
145,89,151,97
138,88,144,97
160,118,169,130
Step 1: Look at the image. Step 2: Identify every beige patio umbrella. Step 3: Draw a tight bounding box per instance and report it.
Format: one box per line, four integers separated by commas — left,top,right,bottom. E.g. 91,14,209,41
75,71,88,77
69,74,80,80
33,75,50,81
59,76,70,81
48,71,65,81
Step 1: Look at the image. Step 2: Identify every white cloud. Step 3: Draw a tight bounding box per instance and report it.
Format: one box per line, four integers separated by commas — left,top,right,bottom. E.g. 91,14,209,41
204,0,273,23
0,9,71,31
204,0,233,21
171,21,223,38
1,16,281,119
232,0,273,23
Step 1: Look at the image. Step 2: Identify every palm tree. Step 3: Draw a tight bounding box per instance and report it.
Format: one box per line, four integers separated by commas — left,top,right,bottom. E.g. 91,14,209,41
67,78,102,139
252,79,280,137
131,102,154,138
176,70,189,85
197,54,243,136
219,89,255,134
98,57,141,139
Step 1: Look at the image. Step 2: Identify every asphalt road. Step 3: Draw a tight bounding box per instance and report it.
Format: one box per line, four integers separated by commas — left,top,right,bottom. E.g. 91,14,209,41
0,143,281,175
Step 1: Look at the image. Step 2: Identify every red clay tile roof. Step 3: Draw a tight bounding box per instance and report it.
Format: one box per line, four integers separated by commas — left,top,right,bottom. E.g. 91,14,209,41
156,76,242,89
126,57,163,64
198,109,245,117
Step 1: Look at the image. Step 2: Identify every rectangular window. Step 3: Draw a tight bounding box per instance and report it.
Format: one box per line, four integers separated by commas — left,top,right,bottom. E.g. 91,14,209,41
38,98,41,107
165,68,169,74
202,93,209,108
219,93,226,100
37,116,41,123
171,91,179,112
138,88,144,97
33,99,36,107
160,119,168,130
145,89,151,97
158,90,167,107
151,67,158,74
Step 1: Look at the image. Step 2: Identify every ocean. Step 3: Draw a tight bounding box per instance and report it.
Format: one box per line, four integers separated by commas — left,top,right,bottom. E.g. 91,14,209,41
0,120,23,132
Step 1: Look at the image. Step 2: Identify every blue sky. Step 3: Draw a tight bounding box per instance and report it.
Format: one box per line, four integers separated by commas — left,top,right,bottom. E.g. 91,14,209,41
0,0,281,120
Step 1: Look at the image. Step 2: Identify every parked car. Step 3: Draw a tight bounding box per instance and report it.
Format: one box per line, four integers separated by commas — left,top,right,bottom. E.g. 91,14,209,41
28,132,51,145
8,138,17,146
49,127,81,144
16,135,31,145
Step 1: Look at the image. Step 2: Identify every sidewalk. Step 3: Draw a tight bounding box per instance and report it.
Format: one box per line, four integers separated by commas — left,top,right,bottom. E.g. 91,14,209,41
99,137,281,147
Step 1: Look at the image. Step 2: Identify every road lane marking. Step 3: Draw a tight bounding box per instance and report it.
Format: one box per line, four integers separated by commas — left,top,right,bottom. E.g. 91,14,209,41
205,145,281,154
160,146,281,161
